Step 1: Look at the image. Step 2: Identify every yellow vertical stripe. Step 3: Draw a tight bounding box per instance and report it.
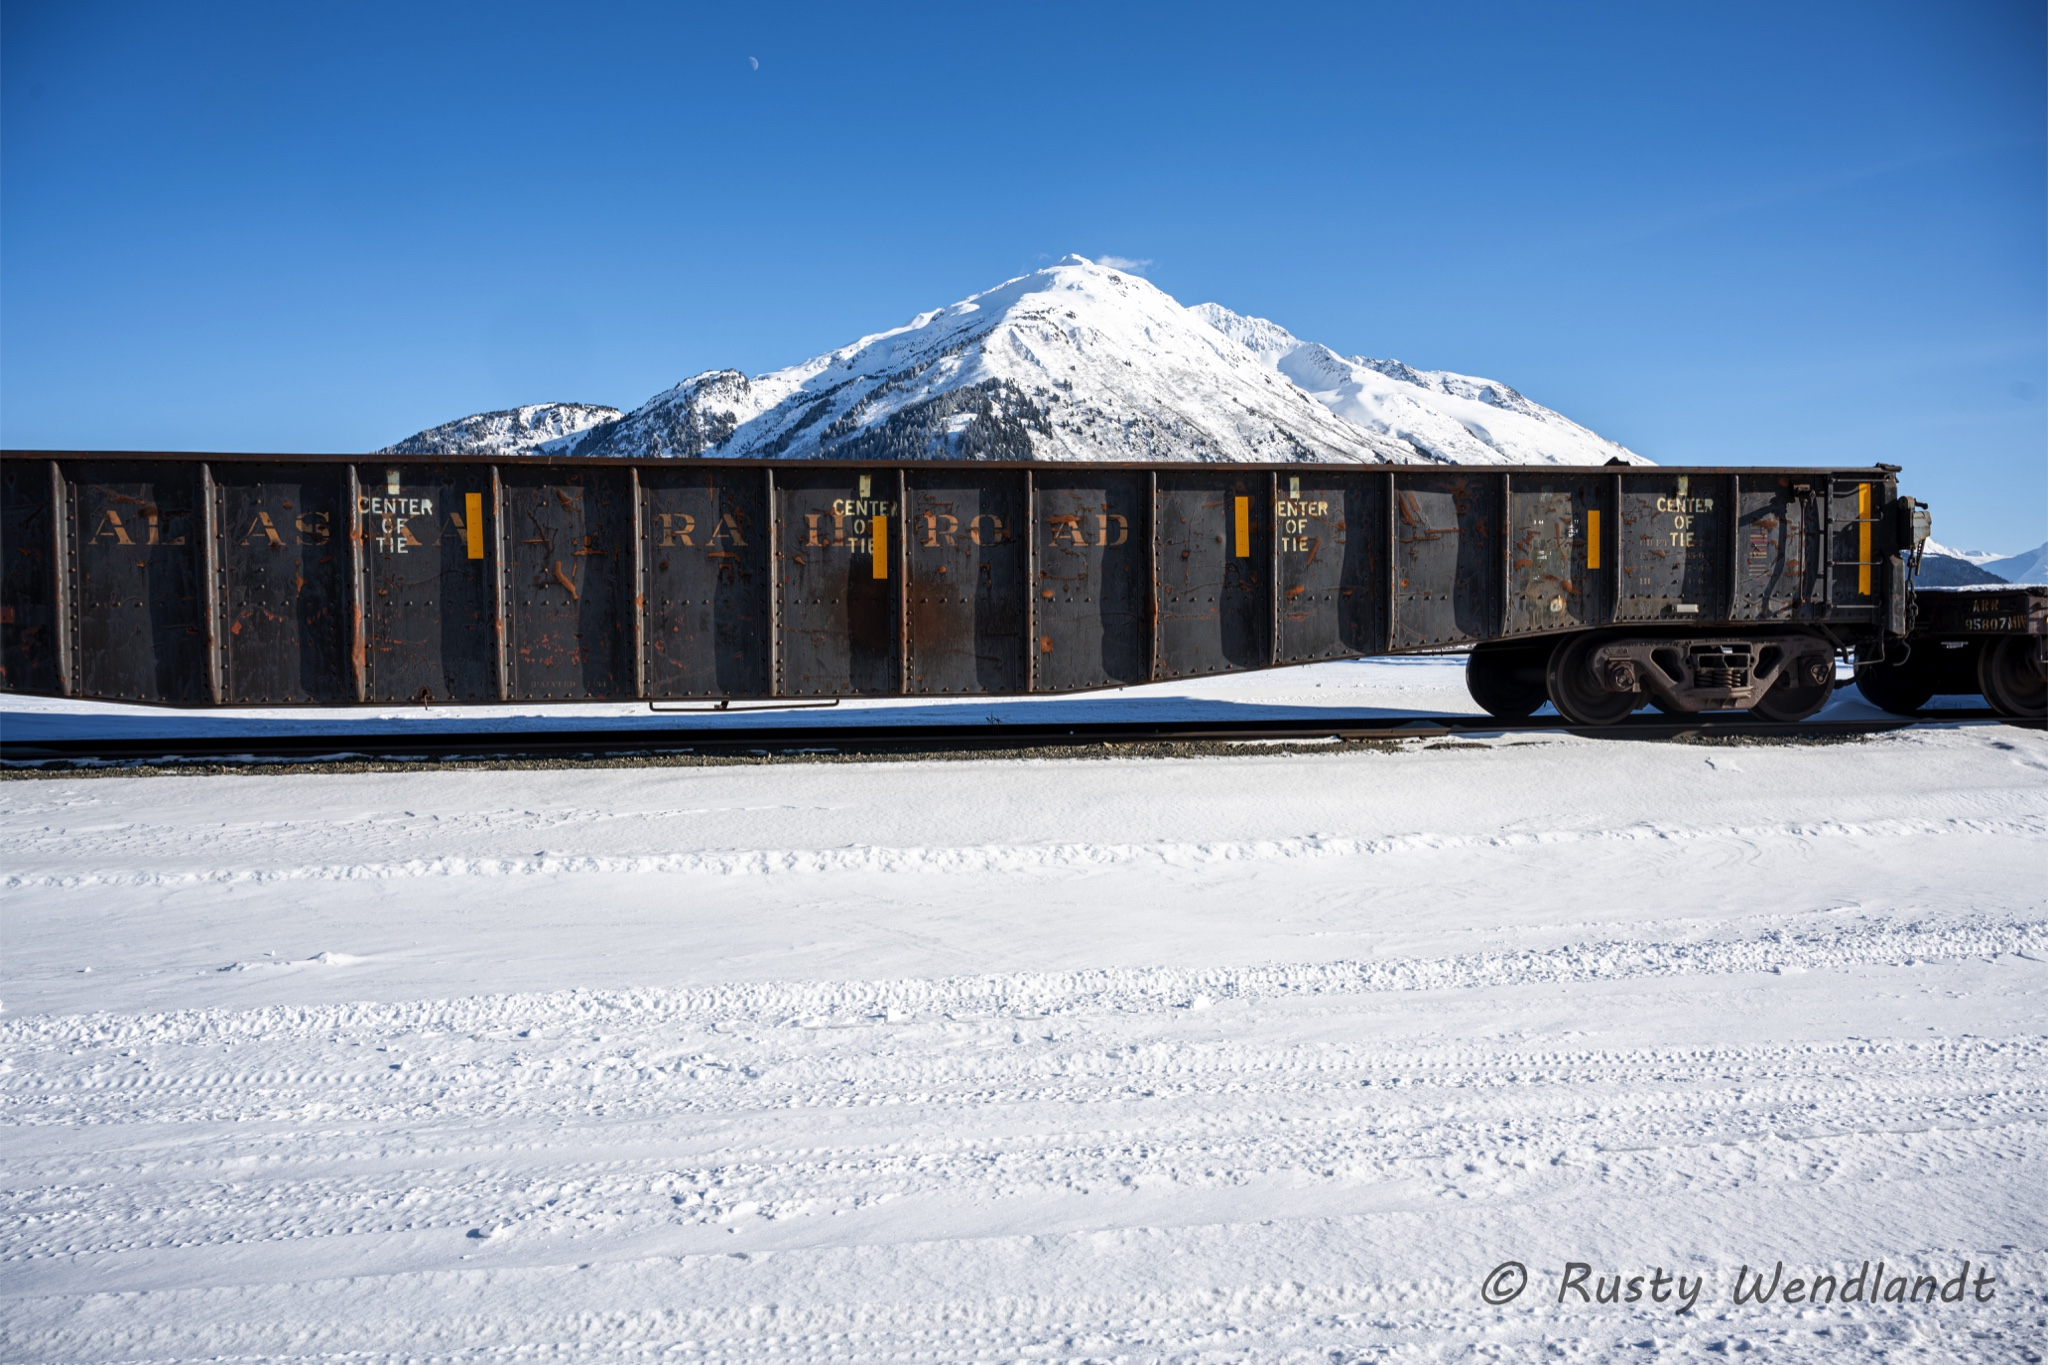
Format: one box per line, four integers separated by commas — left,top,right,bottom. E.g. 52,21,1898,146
1857,483,1872,596
1585,509,1602,570
1234,496,1250,557
872,514,888,579
465,492,484,560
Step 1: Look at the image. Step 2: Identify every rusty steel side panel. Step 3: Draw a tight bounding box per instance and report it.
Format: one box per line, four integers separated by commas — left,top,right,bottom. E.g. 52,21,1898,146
500,467,635,700
211,464,352,704
905,470,1025,695
1506,476,1606,634
1032,473,1149,690
0,460,59,694
1391,472,1499,647
1275,472,1384,662
1154,471,1271,679
1617,473,1728,622
640,467,771,698
0,456,1922,706
1733,474,1819,621
776,471,899,696
66,461,210,702
357,463,499,703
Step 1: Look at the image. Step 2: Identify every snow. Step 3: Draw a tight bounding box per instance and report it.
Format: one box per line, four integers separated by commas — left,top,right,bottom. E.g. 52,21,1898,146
1923,540,2010,567
379,401,624,456
4,658,2044,1361
1194,303,1649,467
1920,540,2048,587
549,256,1420,465
381,258,1644,467
1981,541,2048,587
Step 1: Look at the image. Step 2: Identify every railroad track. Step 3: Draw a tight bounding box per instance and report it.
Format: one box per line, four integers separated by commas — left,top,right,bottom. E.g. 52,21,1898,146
1,708,2028,770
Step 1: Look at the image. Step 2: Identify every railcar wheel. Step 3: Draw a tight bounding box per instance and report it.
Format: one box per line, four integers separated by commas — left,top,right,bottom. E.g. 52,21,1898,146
1545,633,1642,725
1465,642,1553,719
1751,674,1833,722
1978,636,2047,719
1853,643,1935,714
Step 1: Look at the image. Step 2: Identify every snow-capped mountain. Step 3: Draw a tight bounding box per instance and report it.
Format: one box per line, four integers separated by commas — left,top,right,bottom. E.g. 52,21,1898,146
1917,539,2048,587
379,402,622,457
1982,542,2047,586
1922,540,2009,567
547,258,1421,465
386,257,1646,466
1914,552,2009,587
1192,304,1642,465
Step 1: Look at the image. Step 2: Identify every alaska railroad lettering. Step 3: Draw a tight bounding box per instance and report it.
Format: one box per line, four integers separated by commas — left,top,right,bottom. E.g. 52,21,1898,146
1047,513,1128,547
11,454,2038,720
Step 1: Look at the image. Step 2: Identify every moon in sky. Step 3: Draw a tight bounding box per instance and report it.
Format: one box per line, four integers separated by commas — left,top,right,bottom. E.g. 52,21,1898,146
749,56,759,70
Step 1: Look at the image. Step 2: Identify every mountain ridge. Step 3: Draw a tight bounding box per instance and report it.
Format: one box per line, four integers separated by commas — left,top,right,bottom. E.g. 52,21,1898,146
378,402,621,457
1980,542,2048,585
386,257,1648,468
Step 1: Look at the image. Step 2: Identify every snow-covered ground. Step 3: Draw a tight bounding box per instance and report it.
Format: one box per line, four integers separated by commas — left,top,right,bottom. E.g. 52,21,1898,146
3,659,2044,1362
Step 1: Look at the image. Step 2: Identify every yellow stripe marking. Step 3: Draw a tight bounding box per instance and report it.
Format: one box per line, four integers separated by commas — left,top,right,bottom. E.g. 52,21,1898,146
465,492,484,560
872,515,888,579
1585,509,1601,570
1857,483,1872,596
1234,496,1250,557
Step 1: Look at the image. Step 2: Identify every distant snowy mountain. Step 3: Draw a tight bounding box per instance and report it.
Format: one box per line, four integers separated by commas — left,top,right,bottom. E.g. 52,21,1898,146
1915,554,2008,587
389,257,1647,467
1923,540,2009,567
380,402,623,456
1981,542,2048,586
1916,539,2047,587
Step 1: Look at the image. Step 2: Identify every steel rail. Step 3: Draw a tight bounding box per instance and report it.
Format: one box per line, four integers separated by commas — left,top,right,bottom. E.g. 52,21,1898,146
2,710,2024,770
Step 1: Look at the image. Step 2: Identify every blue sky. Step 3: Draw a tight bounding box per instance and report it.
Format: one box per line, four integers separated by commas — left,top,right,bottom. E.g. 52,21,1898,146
4,1,2042,551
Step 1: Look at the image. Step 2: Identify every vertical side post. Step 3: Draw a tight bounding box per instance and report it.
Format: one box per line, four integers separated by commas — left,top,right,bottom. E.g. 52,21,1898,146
630,464,647,699
896,467,910,695
1609,470,1625,621
766,466,781,697
1268,469,1281,665
49,460,74,697
1584,472,1604,626
200,461,223,704
491,464,509,701
1726,473,1742,621
1498,471,1512,639
1820,475,1836,612
1147,470,1160,682
346,463,366,702
1024,468,1037,693
1383,470,1397,652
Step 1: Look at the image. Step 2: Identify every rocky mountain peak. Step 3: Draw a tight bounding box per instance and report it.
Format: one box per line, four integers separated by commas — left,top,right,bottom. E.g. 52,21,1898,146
385,259,1647,468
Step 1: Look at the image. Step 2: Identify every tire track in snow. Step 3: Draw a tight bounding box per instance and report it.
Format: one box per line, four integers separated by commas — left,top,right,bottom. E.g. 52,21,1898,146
8,961,2044,1359
6,916,2043,1053
5,813,2044,891
8,1012,2044,1282
14,1289,2043,1365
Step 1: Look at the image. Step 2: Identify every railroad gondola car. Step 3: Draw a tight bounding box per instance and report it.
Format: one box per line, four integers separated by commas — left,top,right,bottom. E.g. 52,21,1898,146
2,451,2041,721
